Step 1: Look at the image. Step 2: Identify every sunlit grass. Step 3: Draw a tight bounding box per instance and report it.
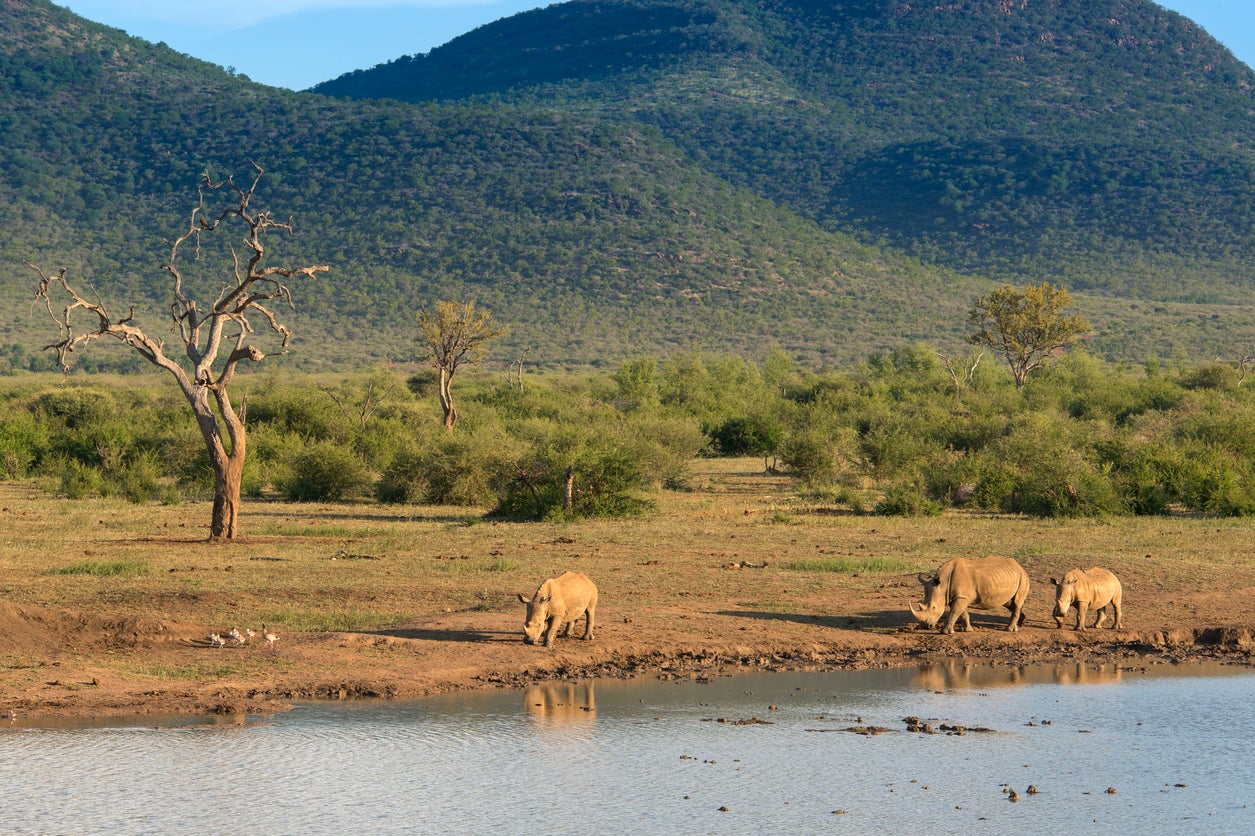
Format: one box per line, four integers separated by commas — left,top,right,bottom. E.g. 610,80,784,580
785,557,923,574
128,662,248,681
255,609,397,633
49,560,150,577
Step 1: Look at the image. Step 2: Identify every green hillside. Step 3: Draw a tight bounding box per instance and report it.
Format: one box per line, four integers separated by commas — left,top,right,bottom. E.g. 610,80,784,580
0,0,1251,374
315,0,1255,302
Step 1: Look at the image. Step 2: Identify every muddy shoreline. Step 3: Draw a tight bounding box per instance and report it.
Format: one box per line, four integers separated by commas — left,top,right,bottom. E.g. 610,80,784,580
5,600,1252,722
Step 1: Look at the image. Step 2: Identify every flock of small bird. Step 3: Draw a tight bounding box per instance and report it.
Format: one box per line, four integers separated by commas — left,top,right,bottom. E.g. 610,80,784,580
205,625,278,651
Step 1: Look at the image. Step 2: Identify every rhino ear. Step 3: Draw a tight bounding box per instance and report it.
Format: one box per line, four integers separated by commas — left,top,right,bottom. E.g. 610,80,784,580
917,573,931,585
517,593,531,604
1049,577,1058,587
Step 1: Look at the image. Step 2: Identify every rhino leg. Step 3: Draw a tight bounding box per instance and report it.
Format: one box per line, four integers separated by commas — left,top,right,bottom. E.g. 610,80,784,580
1092,605,1108,630
544,615,563,647
1075,601,1090,632
1004,600,1025,632
942,599,971,634
582,605,595,641
1110,596,1122,630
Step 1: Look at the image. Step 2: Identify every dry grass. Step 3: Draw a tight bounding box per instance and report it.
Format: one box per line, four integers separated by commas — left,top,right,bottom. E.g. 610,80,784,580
3,459,1252,627
3,457,1255,717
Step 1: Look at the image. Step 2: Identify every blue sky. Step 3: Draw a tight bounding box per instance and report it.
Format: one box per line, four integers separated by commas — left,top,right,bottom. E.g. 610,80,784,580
53,0,1255,91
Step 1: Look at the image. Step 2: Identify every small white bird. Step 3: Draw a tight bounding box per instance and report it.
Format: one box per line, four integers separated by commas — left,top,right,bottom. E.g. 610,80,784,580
261,625,278,651
245,628,256,641
209,633,225,648
227,627,245,646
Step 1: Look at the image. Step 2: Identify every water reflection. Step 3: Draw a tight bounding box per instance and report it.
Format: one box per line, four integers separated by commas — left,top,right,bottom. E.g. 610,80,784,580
911,659,1127,691
523,681,597,725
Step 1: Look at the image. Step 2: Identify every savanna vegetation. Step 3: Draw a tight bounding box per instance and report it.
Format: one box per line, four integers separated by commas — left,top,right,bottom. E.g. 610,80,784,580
3,0,1255,372
2,344,1250,523
316,0,1255,302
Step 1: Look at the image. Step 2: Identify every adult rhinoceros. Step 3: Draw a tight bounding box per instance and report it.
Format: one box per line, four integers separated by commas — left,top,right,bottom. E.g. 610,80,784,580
1051,567,1123,631
517,571,598,647
909,556,1030,634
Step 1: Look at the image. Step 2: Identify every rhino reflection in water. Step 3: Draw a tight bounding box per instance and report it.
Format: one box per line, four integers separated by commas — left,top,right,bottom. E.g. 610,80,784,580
909,556,1029,634
517,571,598,647
524,682,597,724
912,660,1125,690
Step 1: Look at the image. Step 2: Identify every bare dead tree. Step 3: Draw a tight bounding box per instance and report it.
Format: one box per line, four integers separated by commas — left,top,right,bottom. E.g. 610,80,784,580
936,348,984,389
507,347,530,392
321,370,398,433
1223,348,1251,384
30,165,328,539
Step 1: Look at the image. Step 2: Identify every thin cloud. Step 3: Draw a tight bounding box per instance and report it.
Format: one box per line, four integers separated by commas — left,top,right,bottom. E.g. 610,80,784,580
57,0,503,30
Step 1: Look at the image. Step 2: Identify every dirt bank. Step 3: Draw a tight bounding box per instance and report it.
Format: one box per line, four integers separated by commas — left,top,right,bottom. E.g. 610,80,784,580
4,591,1253,721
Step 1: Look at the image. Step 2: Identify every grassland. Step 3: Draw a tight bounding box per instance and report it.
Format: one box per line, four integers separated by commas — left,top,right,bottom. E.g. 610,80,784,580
1,459,1253,720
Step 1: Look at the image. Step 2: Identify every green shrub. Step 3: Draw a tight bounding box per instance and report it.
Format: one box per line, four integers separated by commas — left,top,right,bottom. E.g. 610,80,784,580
778,429,854,485
281,442,371,501
111,452,171,504
875,481,942,516
59,458,103,499
0,412,49,478
1179,362,1240,391
375,446,428,504
493,420,657,519
419,429,518,506
31,387,116,428
709,414,784,458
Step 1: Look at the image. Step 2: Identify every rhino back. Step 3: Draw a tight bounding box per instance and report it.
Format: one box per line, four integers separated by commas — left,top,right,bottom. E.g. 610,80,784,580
1080,567,1122,602
551,571,598,612
950,557,1028,609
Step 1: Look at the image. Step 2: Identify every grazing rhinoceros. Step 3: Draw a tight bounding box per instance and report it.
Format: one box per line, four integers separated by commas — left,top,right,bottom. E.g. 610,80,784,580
517,571,598,647
1051,567,1123,631
909,556,1030,634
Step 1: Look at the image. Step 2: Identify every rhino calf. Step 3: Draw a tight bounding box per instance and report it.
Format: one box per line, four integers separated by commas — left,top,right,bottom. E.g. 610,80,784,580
517,571,598,647
1052,568,1122,631
909,556,1030,634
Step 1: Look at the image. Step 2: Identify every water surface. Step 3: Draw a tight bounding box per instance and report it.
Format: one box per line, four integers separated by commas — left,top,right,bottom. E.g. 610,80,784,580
3,660,1253,834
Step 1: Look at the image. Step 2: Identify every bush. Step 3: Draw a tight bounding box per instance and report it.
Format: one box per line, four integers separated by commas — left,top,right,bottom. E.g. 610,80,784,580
423,429,518,506
281,442,371,501
375,447,428,504
709,414,784,459
0,411,49,478
875,481,942,516
492,420,658,519
778,428,856,486
59,458,103,499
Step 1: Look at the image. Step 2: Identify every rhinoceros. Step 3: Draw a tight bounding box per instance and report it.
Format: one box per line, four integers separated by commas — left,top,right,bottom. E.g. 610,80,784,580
1051,567,1122,631
517,571,598,647
909,556,1029,634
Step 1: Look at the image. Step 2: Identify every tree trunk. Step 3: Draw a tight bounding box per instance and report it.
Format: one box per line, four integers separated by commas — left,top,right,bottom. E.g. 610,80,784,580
210,454,244,539
185,384,247,540
439,368,457,431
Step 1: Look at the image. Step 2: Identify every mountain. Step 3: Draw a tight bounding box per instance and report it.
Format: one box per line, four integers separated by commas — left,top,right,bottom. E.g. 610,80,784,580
314,0,1255,303
0,0,1251,374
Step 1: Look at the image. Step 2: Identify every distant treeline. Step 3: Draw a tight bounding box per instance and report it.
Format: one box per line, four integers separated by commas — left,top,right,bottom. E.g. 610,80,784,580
1,347,1251,519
